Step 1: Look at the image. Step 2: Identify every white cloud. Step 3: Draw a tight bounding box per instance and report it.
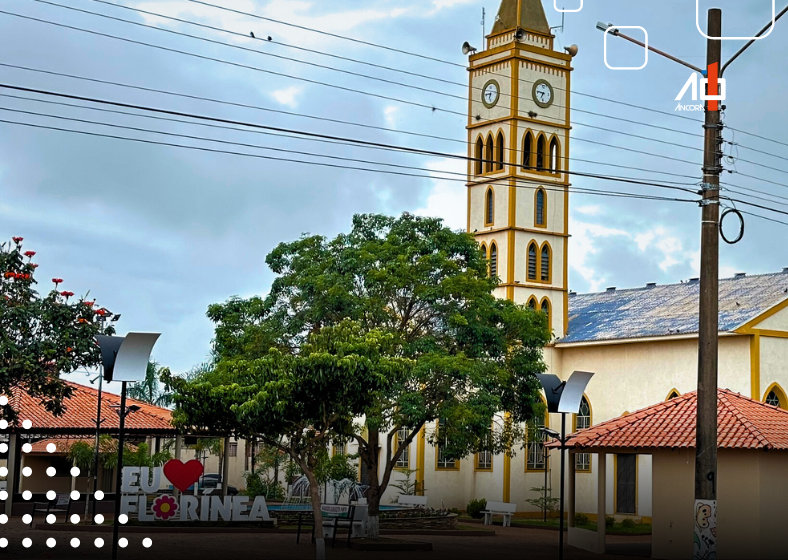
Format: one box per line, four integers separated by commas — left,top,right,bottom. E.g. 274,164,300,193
428,0,477,15
384,106,398,128
569,219,630,292
414,156,466,230
574,204,603,216
271,86,302,107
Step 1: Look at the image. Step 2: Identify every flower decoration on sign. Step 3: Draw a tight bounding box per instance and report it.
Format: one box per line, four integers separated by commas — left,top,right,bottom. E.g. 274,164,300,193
152,495,179,521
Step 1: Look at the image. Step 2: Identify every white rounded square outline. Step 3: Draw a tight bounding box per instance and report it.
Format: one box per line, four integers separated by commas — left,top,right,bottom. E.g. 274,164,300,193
696,0,775,40
604,26,648,70
555,0,583,13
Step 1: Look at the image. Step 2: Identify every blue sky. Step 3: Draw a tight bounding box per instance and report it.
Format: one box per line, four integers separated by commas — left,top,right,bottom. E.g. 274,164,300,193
2,0,787,388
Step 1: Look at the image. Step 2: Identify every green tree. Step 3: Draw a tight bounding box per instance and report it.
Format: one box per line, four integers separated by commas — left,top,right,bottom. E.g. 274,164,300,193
204,213,550,535
0,237,115,424
126,360,172,407
165,321,406,558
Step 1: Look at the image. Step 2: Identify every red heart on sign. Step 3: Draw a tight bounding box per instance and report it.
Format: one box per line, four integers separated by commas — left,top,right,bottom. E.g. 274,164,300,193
163,459,204,493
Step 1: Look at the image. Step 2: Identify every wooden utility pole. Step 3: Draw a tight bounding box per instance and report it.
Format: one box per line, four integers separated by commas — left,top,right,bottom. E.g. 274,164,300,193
695,8,722,559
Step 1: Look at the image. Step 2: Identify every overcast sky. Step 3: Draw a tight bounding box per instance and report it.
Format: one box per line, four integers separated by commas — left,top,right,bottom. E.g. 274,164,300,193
2,0,787,389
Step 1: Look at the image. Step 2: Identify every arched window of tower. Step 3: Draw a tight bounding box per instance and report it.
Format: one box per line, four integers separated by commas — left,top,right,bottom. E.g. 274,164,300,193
527,296,537,310
485,134,495,173
527,242,538,281
495,131,505,171
523,131,534,170
485,188,494,226
475,137,484,176
535,189,546,227
549,137,560,173
536,135,546,171
490,243,498,279
541,243,551,282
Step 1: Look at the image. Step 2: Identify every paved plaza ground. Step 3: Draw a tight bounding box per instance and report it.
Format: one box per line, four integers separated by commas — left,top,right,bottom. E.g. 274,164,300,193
0,517,650,560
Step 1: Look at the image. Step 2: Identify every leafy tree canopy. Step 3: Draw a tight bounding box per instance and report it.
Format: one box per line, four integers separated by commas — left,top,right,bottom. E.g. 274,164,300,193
0,237,115,423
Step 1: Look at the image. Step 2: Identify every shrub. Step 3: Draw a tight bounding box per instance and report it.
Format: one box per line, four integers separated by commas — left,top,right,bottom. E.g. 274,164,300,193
466,498,487,519
605,516,615,528
621,518,636,529
574,513,589,526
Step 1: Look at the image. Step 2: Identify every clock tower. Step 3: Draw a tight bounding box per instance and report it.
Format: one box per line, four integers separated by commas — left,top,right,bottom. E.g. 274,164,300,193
467,0,572,339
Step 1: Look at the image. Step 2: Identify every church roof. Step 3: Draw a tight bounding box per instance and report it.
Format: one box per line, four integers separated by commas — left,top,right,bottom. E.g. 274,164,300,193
491,0,551,35
548,389,788,451
561,271,788,344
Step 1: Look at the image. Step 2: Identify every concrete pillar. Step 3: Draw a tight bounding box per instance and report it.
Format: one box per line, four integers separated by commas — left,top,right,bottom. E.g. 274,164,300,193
568,450,576,527
597,452,606,553
4,434,17,516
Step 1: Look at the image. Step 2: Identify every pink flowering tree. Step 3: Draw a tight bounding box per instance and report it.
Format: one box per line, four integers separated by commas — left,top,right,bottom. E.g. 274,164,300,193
0,237,115,424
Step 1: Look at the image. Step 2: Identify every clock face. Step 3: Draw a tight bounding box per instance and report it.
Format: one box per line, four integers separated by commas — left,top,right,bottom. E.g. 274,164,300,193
533,80,554,109
482,80,500,108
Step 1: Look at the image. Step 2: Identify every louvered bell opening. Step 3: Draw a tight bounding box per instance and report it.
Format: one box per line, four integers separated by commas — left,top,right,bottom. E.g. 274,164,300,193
541,246,550,282
528,245,537,280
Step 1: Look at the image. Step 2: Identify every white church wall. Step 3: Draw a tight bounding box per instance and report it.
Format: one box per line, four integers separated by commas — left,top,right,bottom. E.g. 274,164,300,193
759,336,788,400
753,303,788,331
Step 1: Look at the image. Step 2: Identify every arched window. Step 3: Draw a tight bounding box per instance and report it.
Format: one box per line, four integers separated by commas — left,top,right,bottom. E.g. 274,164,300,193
527,296,537,310
527,242,538,281
574,396,591,472
536,135,546,171
764,384,787,409
489,243,498,279
523,131,534,169
540,243,551,282
484,188,494,226
475,137,484,175
479,243,488,273
666,389,680,400
495,131,505,171
535,189,546,227
549,137,560,173
485,134,494,173
540,298,551,326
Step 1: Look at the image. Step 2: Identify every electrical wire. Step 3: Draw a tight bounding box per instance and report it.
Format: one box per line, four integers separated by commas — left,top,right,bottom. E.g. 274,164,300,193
0,91,701,189
17,2,705,148
0,115,700,205
0,84,700,198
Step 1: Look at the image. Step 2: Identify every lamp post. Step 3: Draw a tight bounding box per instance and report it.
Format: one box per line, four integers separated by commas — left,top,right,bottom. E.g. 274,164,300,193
597,11,787,556
537,371,594,560
96,332,160,560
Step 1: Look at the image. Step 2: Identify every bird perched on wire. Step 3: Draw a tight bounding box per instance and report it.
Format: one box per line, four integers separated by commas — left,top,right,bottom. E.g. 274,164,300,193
250,31,255,38
267,36,272,41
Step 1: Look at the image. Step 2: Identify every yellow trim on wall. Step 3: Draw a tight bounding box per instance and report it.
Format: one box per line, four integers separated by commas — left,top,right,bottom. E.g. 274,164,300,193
736,296,788,332
416,425,426,495
763,382,788,410
534,188,547,228
474,451,494,472
751,333,761,400
393,428,411,470
490,241,499,280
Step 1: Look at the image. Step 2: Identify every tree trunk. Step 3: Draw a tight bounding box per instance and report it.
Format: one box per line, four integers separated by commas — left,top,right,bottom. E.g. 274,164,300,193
302,466,326,560
221,436,230,498
364,428,382,538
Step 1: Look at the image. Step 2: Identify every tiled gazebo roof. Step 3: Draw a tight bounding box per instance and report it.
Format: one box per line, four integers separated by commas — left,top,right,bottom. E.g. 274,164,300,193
7,381,175,435
548,389,788,451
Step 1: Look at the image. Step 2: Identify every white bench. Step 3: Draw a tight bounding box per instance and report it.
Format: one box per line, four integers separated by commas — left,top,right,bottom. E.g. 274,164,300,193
397,495,428,507
482,501,517,527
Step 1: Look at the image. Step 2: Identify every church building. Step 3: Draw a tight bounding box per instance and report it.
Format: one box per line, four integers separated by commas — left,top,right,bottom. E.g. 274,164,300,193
359,0,788,521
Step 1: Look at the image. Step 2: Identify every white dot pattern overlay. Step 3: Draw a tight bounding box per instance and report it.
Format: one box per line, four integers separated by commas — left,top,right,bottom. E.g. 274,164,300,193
0,417,153,549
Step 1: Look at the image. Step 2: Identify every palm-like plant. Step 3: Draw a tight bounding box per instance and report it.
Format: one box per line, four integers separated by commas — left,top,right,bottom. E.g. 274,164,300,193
126,360,172,407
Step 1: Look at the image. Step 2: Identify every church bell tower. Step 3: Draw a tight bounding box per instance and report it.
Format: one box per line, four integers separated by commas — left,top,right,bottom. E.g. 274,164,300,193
467,0,572,339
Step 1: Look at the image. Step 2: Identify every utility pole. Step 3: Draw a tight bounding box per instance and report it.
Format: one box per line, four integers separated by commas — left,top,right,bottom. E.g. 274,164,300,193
695,9,722,558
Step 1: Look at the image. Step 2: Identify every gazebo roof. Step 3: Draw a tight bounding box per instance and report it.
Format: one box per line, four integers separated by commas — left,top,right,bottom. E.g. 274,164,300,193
548,389,788,452
7,381,175,436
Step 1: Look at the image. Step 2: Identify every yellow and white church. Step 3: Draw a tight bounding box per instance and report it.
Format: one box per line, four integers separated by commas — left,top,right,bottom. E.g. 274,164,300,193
341,0,788,523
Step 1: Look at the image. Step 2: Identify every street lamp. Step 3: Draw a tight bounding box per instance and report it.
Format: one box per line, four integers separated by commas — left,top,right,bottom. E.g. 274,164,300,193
537,371,594,560
96,332,160,560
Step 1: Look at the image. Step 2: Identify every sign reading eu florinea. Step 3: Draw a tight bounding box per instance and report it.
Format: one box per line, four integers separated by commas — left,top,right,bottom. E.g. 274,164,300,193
120,461,270,522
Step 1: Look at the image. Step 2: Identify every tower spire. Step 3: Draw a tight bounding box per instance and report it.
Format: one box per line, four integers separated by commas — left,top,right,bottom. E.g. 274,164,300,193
491,0,550,35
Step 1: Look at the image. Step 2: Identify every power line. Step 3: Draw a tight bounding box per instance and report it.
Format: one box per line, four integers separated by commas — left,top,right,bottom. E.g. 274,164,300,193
0,91,700,189
0,83,700,198
0,115,699,205
181,0,705,128
0,8,466,116
21,1,705,148
0,77,702,183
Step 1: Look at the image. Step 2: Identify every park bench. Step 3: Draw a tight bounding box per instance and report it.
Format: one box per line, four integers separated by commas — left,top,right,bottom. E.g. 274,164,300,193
397,494,428,508
482,501,517,527
30,493,72,526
